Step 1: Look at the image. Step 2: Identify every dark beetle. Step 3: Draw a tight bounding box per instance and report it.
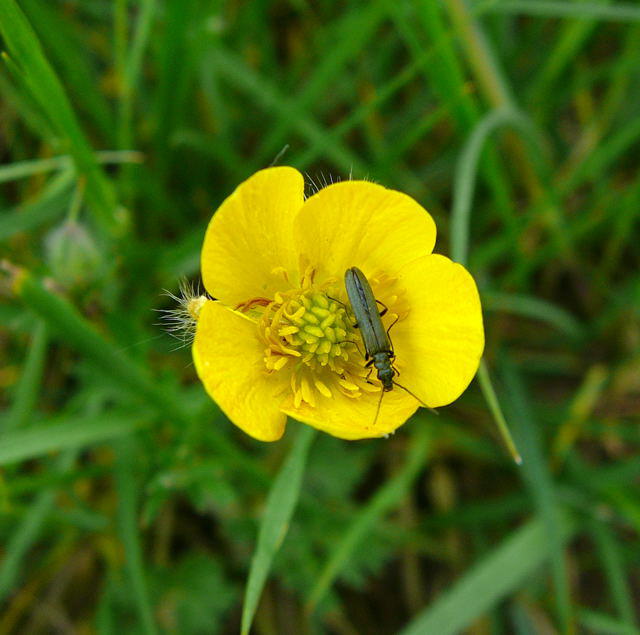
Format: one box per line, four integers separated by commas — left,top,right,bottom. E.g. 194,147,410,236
344,266,397,391
344,267,433,427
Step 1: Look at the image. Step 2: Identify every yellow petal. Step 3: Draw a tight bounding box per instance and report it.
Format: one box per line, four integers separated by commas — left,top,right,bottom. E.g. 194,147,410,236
201,167,304,305
391,254,484,408
193,300,288,441
281,386,418,440
294,181,436,279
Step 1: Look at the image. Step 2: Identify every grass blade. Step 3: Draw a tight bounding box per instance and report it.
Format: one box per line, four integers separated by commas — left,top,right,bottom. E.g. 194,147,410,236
449,107,542,464
482,1,640,22
526,8,602,108
477,361,521,464
4,320,48,432
251,2,388,167
4,266,182,420
0,0,121,235
0,151,143,184
450,107,535,265
589,520,638,628
482,291,585,339
116,0,157,200
19,0,114,138
114,436,158,635
411,0,515,219
500,355,573,631
0,414,144,466
399,512,575,635
0,451,76,604
241,426,316,635
444,0,516,110
578,608,640,635
1,264,263,483
0,171,73,241
305,427,431,613
212,48,367,177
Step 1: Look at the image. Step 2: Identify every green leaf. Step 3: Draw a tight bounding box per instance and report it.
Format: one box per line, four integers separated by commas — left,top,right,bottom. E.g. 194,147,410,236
482,291,585,339
241,425,316,635
0,0,121,235
150,554,237,634
400,512,575,635
589,520,638,629
450,107,537,266
4,267,263,484
500,356,573,631
115,436,158,635
306,427,431,613
4,320,48,432
578,608,640,635
480,1,640,22
0,451,76,603
0,171,73,242
0,414,144,466
0,151,143,184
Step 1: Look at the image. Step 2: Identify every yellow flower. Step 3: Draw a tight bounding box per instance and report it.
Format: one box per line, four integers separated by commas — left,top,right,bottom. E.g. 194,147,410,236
192,167,484,441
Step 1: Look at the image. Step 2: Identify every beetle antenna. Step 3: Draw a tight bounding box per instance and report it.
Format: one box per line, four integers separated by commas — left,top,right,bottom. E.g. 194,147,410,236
393,380,439,416
371,389,385,427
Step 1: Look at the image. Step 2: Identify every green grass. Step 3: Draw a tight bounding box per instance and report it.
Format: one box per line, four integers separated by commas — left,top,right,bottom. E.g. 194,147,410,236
1,0,639,632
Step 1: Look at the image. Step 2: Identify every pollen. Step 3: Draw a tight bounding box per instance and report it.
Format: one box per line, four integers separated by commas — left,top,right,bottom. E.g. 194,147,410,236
261,285,353,370
248,268,379,408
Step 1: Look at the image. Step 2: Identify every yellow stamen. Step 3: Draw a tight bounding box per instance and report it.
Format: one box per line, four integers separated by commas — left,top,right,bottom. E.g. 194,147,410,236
234,266,404,409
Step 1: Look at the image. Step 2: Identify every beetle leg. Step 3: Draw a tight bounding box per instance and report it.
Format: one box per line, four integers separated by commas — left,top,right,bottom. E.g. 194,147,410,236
328,294,359,328
327,294,347,309
386,314,399,339
375,299,388,317
344,339,365,358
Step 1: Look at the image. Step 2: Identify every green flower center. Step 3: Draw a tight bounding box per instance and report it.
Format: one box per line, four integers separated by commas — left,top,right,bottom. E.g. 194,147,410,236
260,286,356,373
287,292,352,363
258,281,380,407
235,267,405,409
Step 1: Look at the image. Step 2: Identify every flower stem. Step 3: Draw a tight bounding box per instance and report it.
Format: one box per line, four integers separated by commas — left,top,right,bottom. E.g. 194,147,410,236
477,361,522,465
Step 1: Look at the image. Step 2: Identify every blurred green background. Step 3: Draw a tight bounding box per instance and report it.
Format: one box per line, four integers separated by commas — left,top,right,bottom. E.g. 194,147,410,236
1,0,639,633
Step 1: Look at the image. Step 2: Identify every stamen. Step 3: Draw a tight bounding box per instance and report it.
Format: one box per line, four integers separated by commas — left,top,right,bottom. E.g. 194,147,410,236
234,266,405,410
314,379,332,398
